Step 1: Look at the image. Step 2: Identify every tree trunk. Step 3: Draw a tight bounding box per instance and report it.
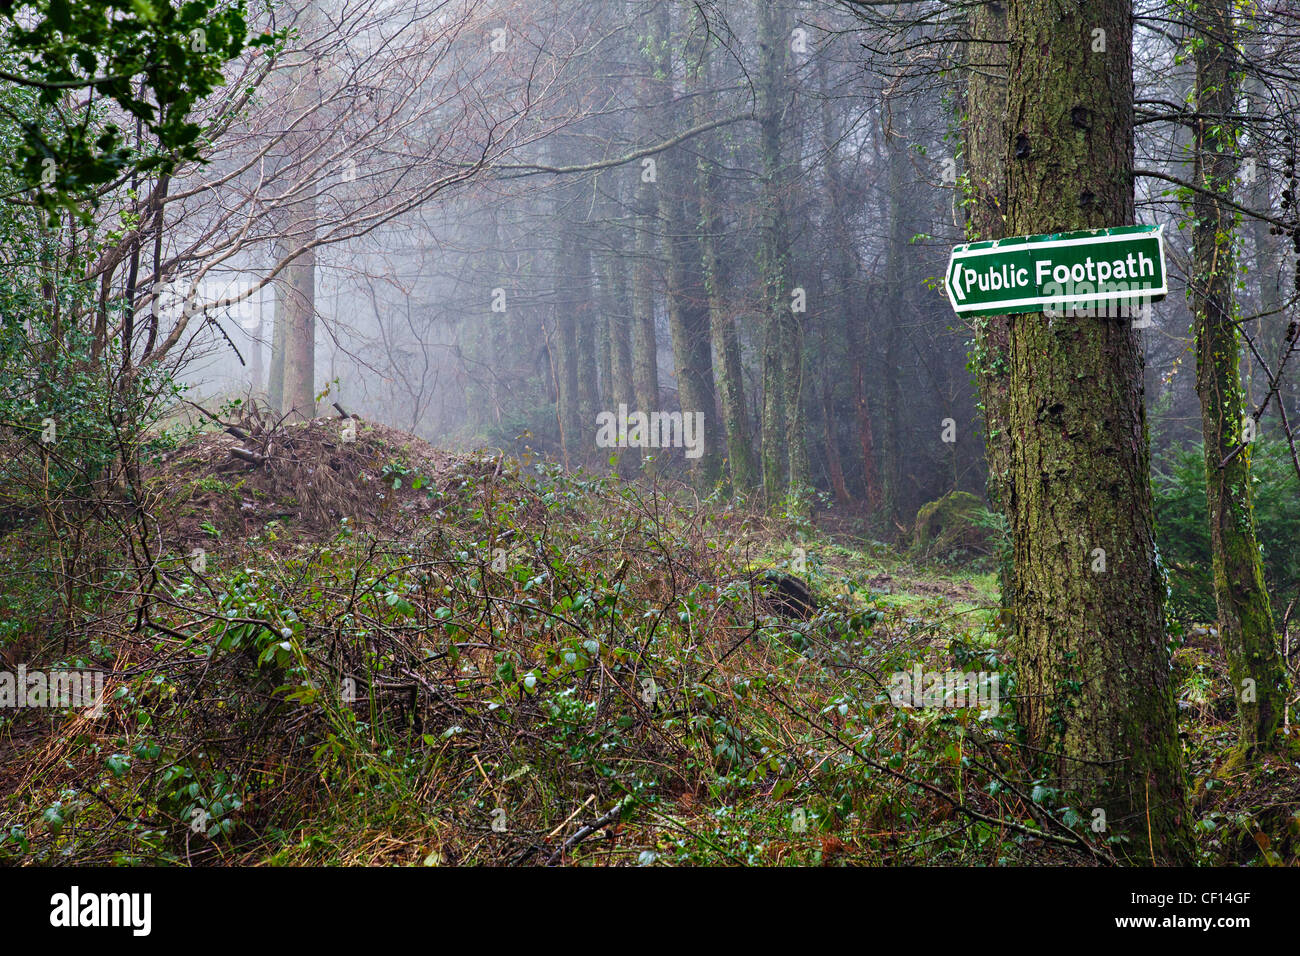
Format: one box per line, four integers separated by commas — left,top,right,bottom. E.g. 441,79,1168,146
818,55,865,512
879,126,907,529
1002,0,1191,862
1190,0,1290,752
268,249,286,412
276,193,317,420
966,0,1013,601
603,227,636,415
574,239,599,430
269,29,318,421
820,380,851,507
853,353,883,509
631,79,660,429
756,0,805,511
1243,31,1288,419
555,221,582,468
696,115,758,491
655,6,721,485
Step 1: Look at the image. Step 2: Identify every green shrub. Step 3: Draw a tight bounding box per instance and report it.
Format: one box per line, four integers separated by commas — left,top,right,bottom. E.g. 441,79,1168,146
1153,439,1300,628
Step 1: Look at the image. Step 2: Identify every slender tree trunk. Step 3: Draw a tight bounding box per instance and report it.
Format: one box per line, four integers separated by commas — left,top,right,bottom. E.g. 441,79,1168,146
268,250,286,411
880,323,902,528
277,190,317,420
689,28,756,492
487,209,508,426
819,380,851,507
756,0,805,510
631,83,660,425
879,127,907,528
697,135,758,490
603,229,636,415
1243,32,1286,416
1190,0,1290,752
595,229,615,410
853,354,883,509
555,221,582,468
966,0,1013,601
655,6,721,485
269,30,318,421
1002,0,1191,862
249,295,265,396
574,240,599,427
818,56,863,511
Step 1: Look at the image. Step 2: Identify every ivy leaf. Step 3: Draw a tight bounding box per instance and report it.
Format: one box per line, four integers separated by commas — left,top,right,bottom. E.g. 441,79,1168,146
105,753,131,778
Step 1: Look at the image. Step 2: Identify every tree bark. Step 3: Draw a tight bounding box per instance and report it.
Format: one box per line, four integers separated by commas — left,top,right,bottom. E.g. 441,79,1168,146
631,75,660,433
555,220,582,468
756,0,806,511
879,123,908,528
696,116,758,491
966,0,1013,601
276,190,317,420
655,4,722,484
1002,0,1191,862
603,223,637,416
853,352,883,509
269,26,318,421
1190,0,1290,752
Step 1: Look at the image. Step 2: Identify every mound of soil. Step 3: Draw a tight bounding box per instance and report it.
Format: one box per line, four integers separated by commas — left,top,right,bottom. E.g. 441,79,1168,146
147,414,491,553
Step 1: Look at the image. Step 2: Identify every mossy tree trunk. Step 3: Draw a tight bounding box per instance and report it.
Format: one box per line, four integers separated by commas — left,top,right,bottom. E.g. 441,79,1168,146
696,99,758,491
1189,0,1290,752
1003,0,1191,863
654,4,722,485
879,118,907,529
756,0,807,512
965,0,1013,604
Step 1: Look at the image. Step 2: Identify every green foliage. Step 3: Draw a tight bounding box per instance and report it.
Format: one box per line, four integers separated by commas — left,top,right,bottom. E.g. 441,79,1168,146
0,0,279,214
1154,439,1300,627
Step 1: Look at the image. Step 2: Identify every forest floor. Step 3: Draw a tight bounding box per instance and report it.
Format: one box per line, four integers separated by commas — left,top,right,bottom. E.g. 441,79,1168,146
0,416,1296,866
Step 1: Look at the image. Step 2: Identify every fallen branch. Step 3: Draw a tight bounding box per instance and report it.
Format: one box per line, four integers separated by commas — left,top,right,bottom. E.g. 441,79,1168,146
184,399,251,441
545,799,629,866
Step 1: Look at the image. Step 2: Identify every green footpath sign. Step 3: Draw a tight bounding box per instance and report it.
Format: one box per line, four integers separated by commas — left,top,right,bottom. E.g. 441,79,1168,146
945,224,1167,317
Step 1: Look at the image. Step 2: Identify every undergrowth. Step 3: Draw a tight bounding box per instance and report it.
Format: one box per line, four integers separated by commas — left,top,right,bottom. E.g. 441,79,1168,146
0,428,1294,866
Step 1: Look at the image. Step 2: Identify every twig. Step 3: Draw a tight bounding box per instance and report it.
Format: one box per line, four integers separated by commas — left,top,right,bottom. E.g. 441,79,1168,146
545,800,627,866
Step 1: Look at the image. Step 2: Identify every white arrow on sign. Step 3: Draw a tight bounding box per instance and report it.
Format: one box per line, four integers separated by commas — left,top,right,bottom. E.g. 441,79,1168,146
948,257,967,303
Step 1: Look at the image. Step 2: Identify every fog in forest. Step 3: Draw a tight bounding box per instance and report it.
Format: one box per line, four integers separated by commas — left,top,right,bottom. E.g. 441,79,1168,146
154,0,1296,538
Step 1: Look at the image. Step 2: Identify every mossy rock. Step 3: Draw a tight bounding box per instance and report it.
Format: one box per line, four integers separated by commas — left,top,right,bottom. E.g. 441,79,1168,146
911,491,989,559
